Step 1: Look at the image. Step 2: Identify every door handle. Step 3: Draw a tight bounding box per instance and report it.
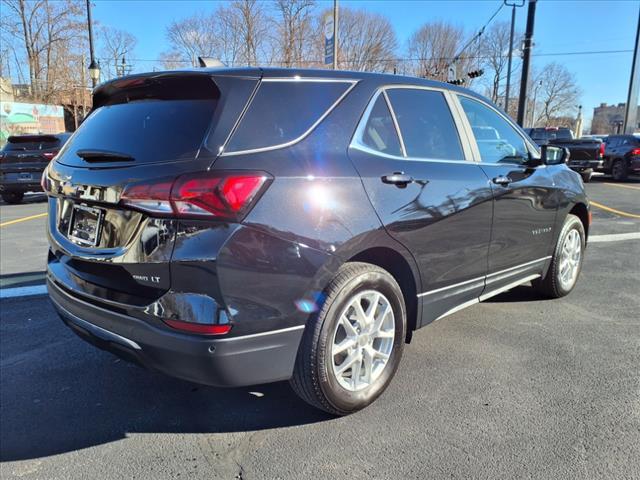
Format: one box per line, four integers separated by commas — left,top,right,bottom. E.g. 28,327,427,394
492,175,512,186
382,172,414,187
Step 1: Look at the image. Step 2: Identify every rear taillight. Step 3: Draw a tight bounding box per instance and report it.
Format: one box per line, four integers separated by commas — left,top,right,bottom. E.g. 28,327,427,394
631,148,640,156
120,171,271,221
42,150,58,160
599,142,605,159
164,319,232,335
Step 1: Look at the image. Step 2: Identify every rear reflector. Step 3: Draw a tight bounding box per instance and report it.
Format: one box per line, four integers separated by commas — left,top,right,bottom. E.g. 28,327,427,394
164,319,232,335
121,171,271,221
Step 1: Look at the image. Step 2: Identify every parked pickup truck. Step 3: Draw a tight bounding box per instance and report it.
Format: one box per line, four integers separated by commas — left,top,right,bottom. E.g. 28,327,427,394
525,127,604,182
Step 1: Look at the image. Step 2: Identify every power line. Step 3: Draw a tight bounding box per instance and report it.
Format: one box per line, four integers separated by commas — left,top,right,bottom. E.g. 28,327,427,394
113,48,634,66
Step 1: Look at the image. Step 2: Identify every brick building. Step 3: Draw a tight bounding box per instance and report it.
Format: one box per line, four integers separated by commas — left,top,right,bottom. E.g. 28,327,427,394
591,102,640,135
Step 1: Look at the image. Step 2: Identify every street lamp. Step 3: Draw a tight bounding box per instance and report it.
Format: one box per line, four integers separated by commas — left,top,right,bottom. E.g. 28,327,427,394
88,59,100,86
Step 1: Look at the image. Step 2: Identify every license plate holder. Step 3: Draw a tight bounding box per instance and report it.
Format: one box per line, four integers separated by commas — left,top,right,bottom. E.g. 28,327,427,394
68,204,103,247
18,172,33,181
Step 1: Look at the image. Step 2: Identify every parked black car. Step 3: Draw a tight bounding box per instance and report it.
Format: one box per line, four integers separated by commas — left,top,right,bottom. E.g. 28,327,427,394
525,127,604,182
44,68,589,415
0,133,71,204
598,134,640,181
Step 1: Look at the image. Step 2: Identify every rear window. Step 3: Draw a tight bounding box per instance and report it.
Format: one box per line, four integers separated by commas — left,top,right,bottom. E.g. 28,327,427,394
225,80,353,153
59,99,216,165
530,128,573,141
3,136,61,151
58,75,220,166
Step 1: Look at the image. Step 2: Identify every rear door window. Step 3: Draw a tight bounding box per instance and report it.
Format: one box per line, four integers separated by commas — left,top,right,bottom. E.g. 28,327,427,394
225,80,353,153
386,88,463,160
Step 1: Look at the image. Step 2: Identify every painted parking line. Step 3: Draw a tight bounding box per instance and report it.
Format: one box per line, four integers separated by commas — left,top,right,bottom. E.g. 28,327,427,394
603,182,640,191
590,201,640,219
589,232,640,243
0,212,47,227
0,284,48,299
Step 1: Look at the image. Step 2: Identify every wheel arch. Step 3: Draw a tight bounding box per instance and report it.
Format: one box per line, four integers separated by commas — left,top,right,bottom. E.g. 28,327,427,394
347,246,420,342
569,202,590,240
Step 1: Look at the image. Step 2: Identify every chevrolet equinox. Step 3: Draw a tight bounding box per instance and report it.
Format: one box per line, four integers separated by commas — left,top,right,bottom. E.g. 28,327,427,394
44,68,589,415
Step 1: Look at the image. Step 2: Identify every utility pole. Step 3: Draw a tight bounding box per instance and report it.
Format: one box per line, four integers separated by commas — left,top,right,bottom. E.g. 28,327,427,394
504,1,524,115
86,0,100,88
80,56,87,119
517,0,537,126
623,7,640,134
333,0,339,70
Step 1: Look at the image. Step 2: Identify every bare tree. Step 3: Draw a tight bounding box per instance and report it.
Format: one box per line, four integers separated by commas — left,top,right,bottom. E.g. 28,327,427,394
406,21,462,80
164,14,218,67
99,26,137,80
323,7,396,72
158,51,188,71
1,0,84,100
480,21,522,105
229,0,270,66
533,62,580,126
273,0,315,67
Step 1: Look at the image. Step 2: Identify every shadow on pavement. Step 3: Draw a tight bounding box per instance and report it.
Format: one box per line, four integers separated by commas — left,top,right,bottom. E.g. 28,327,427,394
0,193,48,205
483,285,550,303
0,298,333,462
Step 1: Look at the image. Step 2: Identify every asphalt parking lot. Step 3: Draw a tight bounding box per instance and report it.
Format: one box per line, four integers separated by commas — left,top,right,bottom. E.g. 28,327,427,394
1,176,639,479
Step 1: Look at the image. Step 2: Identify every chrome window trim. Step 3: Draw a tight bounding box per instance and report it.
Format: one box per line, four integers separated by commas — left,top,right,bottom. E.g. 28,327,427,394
220,78,358,157
350,84,475,164
382,90,407,157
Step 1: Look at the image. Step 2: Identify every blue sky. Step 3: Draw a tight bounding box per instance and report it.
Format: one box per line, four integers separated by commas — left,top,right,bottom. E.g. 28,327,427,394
91,0,639,123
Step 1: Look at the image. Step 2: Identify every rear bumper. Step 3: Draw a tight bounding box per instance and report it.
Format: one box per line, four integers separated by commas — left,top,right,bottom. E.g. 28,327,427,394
0,180,41,193
48,277,305,387
568,159,603,171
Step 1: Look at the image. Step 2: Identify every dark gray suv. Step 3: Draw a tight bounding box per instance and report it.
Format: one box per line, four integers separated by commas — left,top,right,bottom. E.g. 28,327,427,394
44,68,589,415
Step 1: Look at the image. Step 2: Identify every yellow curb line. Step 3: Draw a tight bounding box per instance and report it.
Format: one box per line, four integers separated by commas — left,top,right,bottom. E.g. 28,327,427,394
603,182,640,191
0,212,48,227
590,201,640,219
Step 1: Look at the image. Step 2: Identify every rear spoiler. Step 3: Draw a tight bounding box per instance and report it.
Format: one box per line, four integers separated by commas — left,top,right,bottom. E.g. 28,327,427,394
7,134,60,143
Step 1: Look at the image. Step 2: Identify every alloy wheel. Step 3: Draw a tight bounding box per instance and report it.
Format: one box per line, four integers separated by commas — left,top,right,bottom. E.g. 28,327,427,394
330,290,395,392
558,229,582,290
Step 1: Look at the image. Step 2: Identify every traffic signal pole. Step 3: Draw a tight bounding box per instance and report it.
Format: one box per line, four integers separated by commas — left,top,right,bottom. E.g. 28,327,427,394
517,0,537,127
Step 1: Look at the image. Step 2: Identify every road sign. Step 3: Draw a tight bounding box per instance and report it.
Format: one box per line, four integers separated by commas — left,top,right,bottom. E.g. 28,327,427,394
324,12,334,66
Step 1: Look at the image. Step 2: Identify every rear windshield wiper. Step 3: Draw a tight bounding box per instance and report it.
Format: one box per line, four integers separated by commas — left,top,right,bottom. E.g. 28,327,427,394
76,149,134,162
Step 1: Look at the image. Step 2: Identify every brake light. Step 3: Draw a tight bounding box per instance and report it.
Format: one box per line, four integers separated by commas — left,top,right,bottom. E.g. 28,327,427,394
599,143,605,159
42,150,58,160
120,171,271,220
164,319,232,335
631,148,640,156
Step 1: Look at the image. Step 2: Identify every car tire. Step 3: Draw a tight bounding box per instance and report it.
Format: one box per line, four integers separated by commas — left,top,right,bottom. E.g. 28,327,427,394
580,170,593,183
611,159,628,181
290,262,406,415
1,192,24,204
532,214,585,299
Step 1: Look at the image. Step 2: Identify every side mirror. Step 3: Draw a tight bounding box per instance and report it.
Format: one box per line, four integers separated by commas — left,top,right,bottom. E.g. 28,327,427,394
541,145,569,165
